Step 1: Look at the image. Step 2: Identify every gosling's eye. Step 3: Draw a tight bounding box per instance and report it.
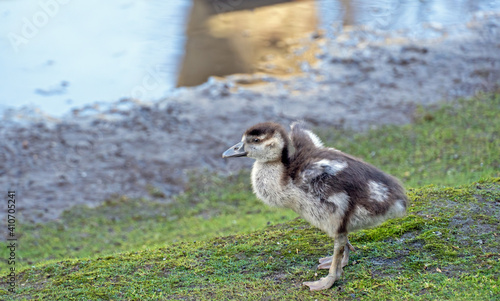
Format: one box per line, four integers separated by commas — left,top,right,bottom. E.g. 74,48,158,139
253,138,260,143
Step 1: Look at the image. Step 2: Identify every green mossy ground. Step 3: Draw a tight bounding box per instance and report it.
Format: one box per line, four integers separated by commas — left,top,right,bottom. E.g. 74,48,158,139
0,93,499,300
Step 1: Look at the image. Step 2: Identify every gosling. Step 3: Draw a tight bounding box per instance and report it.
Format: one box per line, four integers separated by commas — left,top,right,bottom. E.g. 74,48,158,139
222,122,408,291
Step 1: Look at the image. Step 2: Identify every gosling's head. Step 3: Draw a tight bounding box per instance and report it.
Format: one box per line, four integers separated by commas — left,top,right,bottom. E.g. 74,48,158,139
222,122,290,163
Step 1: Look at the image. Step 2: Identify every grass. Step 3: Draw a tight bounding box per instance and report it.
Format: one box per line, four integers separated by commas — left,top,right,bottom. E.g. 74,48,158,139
2,179,500,300
0,93,499,299
0,172,297,272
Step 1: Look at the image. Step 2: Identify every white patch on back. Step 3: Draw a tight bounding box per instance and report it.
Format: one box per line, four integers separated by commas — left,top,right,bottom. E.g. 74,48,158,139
301,159,348,183
368,180,389,202
304,130,324,148
319,159,348,175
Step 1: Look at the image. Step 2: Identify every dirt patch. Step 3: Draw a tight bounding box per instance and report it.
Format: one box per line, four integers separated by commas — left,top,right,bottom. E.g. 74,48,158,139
1,13,500,226
366,255,406,278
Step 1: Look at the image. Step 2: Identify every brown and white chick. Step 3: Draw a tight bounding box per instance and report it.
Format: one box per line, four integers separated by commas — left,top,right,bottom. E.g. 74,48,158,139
222,122,408,291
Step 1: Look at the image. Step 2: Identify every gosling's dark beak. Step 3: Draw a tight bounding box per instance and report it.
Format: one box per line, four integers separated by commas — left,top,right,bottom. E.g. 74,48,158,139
222,141,247,158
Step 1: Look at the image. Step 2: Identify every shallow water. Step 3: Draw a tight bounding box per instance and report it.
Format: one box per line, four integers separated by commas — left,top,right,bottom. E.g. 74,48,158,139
0,0,189,116
1,0,499,116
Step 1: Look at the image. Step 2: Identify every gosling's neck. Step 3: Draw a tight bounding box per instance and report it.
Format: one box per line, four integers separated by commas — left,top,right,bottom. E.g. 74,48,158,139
251,160,284,183
250,160,289,208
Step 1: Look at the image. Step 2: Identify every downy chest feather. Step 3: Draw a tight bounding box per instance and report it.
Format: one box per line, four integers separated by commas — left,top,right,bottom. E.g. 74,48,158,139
251,161,295,208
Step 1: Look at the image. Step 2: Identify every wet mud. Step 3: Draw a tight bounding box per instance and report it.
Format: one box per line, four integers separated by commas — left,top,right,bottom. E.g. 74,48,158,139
1,13,500,225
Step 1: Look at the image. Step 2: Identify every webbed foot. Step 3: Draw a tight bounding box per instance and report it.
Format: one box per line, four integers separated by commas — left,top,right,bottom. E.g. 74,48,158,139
303,274,337,291
319,255,333,263
318,260,332,269
317,241,352,269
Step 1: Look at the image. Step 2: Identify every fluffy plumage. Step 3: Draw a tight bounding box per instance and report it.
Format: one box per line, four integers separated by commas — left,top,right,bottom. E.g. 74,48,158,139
222,121,408,291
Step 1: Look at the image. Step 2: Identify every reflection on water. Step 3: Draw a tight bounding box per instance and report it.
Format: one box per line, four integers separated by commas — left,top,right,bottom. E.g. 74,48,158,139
177,0,318,87
1,0,499,116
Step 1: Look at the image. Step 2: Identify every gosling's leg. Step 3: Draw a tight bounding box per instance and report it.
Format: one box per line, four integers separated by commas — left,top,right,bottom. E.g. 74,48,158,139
342,240,355,267
318,239,355,269
304,233,348,291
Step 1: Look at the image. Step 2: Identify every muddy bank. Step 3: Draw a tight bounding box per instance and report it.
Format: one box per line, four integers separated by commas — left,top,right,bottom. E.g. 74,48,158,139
1,13,500,225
